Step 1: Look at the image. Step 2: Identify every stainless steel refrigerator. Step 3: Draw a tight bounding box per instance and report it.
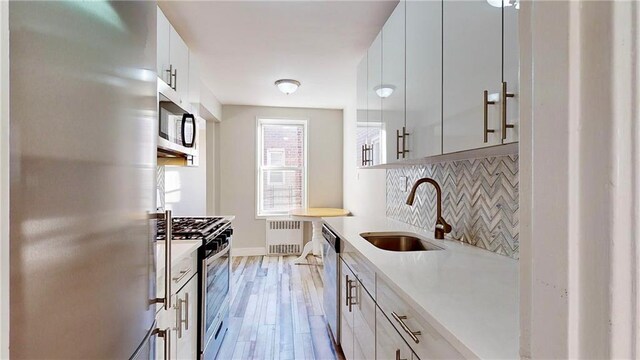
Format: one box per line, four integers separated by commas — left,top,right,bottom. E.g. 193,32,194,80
9,1,159,358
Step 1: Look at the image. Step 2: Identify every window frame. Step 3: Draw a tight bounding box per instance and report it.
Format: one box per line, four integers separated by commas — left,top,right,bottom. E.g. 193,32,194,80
255,118,308,218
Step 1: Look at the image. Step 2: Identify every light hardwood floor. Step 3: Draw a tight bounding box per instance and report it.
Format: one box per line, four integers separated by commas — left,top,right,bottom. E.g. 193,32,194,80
216,255,345,360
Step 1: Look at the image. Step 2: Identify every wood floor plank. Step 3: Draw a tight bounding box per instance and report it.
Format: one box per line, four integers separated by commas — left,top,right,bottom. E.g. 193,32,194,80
217,255,343,360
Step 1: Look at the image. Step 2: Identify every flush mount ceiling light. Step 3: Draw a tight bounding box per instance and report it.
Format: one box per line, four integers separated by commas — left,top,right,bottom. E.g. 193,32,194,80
275,79,301,95
487,0,519,8
375,85,395,98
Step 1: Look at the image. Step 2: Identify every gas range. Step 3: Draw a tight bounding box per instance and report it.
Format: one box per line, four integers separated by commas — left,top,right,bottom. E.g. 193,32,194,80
156,216,232,245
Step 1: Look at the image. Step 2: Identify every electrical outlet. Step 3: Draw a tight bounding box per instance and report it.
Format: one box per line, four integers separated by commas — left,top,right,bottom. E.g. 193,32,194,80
400,175,409,192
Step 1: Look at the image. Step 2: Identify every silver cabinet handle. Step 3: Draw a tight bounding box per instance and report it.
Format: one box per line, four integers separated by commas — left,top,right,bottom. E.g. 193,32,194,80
175,296,183,339
401,126,410,158
182,292,189,331
345,275,357,312
483,90,496,143
165,64,173,88
345,274,350,307
391,311,421,344
151,210,172,309
501,81,515,140
396,129,402,160
152,328,170,360
395,349,408,360
172,68,177,91
172,268,191,283
361,145,365,166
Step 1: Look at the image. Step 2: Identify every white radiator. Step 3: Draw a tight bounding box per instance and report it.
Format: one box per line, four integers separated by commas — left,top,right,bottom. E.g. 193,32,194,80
265,218,303,255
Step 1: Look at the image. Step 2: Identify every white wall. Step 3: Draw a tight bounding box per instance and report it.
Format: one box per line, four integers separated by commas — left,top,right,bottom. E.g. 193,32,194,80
164,121,208,216
0,1,8,357
219,105,344,253
206,121,220,215
521,0,640,358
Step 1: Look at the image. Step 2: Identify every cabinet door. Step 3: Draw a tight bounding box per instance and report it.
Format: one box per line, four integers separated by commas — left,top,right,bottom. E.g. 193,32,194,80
381,1,406,163
157,7,171,85
356,55,369,167
155,305,177,360
169,27,190,104
367,32,383,165
340,261,355,360
175,276,198,359
353,281,375,360
443,0,502,153
376,307,412,360
405,0,442,158
503,2,519,143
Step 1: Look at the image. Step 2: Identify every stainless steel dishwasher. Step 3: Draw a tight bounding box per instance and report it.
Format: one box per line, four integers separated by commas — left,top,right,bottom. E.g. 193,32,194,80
322,224,340,344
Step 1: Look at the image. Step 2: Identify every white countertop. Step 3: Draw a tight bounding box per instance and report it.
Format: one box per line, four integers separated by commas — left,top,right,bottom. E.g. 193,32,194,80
323,216,519,360
155,240,200,273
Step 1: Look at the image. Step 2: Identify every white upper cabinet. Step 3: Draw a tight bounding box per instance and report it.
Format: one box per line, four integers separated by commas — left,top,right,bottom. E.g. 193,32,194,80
503,3,519,143
169,27,190,104
405,0,442,158
157,6,190,106
381,1,406,163
157,8,171,86
367,32,383,165
356,55,369,167
443,0,502,153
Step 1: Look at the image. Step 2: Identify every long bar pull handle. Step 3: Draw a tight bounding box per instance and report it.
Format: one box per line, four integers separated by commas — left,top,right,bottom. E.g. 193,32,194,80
501,81,515,140
175,296,183,339
152,328,170,360
361,145,365,166
165,210,172,309
345,274,350,306
183,292,189,331
401,126,410,159
165,65,173,88
150,210,172,309
396,129,402,160
172,68,177,91
391,311,422,344
483,90,496,143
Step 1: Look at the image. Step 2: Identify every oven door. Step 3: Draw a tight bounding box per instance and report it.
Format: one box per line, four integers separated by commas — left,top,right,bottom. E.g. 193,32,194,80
201,242,230,354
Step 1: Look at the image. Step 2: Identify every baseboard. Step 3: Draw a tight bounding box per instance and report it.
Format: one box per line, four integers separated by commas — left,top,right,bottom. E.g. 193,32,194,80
231,247,266,257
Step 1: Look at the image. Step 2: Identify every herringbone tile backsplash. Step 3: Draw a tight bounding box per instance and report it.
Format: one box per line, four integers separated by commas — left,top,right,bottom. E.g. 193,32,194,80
387,155,519,259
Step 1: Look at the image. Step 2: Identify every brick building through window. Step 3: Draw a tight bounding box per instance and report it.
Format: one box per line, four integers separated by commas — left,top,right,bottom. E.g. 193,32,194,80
256,119,307,216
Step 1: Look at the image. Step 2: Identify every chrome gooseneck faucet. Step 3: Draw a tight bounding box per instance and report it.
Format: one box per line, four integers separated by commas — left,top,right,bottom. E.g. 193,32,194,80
406,177,452,239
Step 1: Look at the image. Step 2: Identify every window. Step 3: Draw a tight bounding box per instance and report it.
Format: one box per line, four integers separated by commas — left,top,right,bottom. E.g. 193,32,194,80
256,119,307,217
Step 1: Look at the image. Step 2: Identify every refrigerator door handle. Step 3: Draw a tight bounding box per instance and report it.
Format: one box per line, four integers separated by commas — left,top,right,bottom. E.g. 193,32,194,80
151,210,172,309
152,328,170,360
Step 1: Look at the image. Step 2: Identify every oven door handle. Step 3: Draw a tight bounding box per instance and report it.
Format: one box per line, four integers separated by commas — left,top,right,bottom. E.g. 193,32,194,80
204,242,230,266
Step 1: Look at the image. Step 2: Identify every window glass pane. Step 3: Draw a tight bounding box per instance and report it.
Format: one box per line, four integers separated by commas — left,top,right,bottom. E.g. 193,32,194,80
261,169,303,214
262,124,304,167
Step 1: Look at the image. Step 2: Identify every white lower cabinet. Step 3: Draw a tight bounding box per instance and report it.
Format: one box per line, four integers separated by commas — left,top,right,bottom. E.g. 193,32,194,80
376,307,416,360
175,276,198,359
341,260,376,360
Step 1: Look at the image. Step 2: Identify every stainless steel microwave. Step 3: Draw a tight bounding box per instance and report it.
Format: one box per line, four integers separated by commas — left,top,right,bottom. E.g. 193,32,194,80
158,100,197,157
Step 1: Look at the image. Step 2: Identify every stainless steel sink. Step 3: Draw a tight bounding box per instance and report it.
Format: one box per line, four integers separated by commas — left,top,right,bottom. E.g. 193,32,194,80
360,232,443,252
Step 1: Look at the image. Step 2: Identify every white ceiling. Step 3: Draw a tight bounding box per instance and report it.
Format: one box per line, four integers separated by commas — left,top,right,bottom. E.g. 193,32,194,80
159,1,398,110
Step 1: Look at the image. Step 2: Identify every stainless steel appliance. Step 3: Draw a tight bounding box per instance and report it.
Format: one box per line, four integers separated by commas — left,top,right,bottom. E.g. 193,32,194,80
322,224,341,344
158,98,198,159
9,2,159,359
158,216,233,360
